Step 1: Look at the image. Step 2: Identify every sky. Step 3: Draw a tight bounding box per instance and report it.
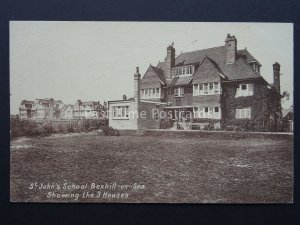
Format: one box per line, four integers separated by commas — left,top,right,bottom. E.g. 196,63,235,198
10,22,293,115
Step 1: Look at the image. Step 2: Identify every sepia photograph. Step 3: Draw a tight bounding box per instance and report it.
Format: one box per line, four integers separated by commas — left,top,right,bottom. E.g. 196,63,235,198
10,21,293,203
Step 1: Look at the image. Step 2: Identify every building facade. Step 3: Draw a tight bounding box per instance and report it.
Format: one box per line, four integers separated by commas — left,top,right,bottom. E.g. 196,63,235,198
19,99,106,120
72,100,106,119
19,98,65,120
109,34,282,131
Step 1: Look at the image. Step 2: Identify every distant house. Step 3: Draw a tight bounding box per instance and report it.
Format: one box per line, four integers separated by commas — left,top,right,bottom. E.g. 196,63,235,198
60,104,74,119
19,100,34,119
282,108,293,132
19,98,64,120
109,34,283,131
19,98,106,120
73,100,106,119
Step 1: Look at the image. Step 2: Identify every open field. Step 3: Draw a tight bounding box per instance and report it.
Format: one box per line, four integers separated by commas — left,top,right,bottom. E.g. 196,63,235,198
10,132,293,203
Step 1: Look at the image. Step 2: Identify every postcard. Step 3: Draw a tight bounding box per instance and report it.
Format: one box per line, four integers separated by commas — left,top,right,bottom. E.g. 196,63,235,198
10,22,293,203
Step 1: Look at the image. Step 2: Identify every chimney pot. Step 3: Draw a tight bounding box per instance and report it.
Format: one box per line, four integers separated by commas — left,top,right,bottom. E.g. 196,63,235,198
225,34,237,64
273,62,281,93
134,67,141,102
165,43,175,79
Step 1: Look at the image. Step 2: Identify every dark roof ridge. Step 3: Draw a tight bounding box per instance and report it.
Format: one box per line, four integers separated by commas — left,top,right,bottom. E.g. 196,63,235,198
180,45,225,55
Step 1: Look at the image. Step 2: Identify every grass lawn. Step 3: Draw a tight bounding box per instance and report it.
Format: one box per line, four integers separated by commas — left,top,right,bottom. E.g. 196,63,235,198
10,132,293,203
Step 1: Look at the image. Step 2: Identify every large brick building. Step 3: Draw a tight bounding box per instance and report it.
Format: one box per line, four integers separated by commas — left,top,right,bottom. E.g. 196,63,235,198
109,34,282,131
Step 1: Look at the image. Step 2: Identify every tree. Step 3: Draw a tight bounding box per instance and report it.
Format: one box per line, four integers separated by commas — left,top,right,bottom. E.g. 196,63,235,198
281,91,290,108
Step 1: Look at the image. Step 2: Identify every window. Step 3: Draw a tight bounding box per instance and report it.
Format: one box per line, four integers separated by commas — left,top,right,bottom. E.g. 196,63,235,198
112,106,129,119
199,84,203,90
236,84,254,97
204,84,208,94
191,66,194,74
214,83,219,93
193,82,221,96
194,106,220,119
174,87,184,97
186,67,190,74
251,63,260,73
172,66,195,76
141,88,161,99
235,108,251,119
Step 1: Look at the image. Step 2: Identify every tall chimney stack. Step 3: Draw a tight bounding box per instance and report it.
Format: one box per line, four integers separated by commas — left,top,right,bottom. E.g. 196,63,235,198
273,62,281,94
225,34,237,64
165,43,175,79
134,67,141,102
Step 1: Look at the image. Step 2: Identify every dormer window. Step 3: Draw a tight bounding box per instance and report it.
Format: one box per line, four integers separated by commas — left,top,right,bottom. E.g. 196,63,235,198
172,65,195,76
250,62,260,73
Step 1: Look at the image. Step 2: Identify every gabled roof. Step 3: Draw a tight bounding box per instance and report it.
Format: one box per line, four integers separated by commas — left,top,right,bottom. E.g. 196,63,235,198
175,46,225,66
150,65,166,84
282,109,293,118
221,57,261,80
141,65,166,89
21,100,34,105
155,45,262,82
192,57,224,84
238,49,260,65
60,104,68,112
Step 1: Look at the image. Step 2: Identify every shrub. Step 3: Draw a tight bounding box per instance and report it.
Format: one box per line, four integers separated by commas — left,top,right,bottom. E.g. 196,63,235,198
67,124,74,133
222,119,264,132
43,123,55,135
101,126,120,136
57,124,65,133
160,119,174,129
96,119,108,129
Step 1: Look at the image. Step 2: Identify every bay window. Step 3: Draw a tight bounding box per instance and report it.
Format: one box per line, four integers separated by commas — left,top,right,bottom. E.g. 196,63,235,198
141,88,161,99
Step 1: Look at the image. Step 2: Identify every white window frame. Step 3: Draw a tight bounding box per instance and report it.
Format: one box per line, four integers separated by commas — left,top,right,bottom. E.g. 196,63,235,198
171,66,195,77
174,87,184,97
236,83,254,97
112,105,129,120
141,88,161,99
193,106,221,119
235,108,251,119
193,82,221,96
